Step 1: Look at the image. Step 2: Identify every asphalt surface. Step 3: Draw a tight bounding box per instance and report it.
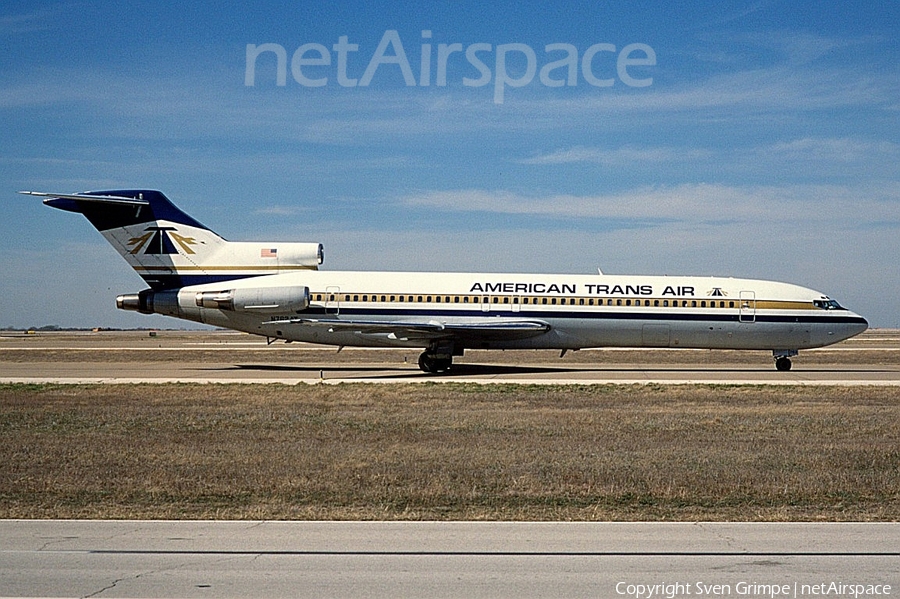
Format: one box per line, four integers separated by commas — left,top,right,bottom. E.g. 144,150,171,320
2,330,899,385
2,521,897,598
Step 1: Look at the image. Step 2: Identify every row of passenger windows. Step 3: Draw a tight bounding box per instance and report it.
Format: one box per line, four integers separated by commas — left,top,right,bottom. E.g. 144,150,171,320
312,293,743,309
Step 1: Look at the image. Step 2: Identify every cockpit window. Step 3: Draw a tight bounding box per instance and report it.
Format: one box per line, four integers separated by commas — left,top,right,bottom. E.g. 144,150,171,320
813,299,844,310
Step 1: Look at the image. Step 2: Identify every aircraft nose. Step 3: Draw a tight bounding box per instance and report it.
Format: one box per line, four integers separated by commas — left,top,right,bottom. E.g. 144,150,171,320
841,313,869,340
821,314,868,346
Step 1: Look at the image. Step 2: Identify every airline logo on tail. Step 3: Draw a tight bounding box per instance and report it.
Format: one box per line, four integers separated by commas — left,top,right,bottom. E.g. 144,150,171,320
127,227,198,255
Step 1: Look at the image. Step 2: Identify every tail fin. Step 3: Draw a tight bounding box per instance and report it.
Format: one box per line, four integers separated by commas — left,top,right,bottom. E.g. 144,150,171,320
23,189,323,290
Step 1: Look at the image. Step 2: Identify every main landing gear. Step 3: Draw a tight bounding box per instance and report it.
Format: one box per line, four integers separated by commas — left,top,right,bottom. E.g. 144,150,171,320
418,341,458,374
418,352,452,373
773,349,798,371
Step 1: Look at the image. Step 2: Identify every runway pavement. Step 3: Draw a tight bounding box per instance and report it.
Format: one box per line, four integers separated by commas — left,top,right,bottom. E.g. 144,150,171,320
1,520,898,598
2,330,899,385
3,359,900,385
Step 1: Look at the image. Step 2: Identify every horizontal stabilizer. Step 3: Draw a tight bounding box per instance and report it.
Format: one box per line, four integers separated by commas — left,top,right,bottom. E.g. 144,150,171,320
19,191,150,206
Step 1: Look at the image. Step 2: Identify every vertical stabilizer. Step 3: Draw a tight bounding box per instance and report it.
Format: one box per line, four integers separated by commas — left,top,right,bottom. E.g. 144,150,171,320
24,189,323,289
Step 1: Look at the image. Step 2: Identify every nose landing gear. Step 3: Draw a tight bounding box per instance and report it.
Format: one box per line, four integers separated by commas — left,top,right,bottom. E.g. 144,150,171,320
773,349,798,371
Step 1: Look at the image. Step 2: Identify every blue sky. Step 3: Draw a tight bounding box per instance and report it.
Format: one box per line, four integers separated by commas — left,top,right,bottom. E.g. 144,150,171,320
2,0,898,328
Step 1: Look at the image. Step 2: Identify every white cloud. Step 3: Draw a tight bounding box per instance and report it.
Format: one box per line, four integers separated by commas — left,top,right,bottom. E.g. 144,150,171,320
518,146,712,166
765,138,900,163
0,5,71,35
254,205,302,216
400,182,900,226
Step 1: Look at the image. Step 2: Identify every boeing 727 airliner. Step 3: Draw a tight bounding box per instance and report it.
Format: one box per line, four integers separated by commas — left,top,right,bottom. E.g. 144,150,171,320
23,189,868,372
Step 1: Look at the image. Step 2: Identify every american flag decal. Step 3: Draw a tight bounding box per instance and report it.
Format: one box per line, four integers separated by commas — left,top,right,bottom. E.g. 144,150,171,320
260,248,277,258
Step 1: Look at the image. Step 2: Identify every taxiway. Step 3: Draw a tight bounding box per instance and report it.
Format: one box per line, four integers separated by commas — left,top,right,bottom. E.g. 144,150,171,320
1,329,899,385
2,520,897,598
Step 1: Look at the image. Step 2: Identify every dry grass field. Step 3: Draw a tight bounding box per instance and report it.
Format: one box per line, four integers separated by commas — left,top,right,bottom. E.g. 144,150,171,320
2,382,898,521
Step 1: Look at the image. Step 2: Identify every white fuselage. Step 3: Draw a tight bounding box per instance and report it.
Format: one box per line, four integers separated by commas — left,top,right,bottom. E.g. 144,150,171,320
148,270,868,352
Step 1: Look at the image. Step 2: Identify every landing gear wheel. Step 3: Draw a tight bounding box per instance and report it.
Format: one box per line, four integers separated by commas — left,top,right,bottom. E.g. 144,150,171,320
418,352,452,374
775,357,792,371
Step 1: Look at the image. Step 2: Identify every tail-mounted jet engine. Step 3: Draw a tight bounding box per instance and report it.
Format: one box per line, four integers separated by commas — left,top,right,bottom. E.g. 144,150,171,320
194,286,309,312
116,285,310,316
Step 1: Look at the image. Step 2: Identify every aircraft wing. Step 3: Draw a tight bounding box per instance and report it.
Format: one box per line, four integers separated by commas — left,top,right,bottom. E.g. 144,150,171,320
264,317,550,342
